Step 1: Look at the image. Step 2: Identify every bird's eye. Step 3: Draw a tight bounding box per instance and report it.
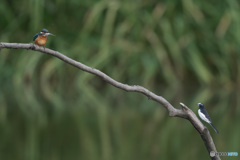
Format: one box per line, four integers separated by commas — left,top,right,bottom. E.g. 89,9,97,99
40,32,43,34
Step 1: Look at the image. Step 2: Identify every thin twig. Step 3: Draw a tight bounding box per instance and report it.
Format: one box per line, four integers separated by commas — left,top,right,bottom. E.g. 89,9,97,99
0,42,220,160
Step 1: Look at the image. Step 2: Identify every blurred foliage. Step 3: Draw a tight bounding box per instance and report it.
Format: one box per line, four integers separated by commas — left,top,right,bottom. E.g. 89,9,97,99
0,0,240,160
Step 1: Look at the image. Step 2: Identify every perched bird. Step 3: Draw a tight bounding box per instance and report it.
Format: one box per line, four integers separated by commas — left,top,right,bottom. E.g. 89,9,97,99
198,103,219,133
33,29,54,48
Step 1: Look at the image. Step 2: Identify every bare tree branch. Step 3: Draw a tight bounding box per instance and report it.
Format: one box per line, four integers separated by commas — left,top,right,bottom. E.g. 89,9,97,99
0,42,220,160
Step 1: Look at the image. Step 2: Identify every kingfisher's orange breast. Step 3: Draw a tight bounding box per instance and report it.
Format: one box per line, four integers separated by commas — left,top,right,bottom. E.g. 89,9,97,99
35,35,47,46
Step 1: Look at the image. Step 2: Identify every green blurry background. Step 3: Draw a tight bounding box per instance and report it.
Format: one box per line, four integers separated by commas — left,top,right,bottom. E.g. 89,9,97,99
0,0,240,159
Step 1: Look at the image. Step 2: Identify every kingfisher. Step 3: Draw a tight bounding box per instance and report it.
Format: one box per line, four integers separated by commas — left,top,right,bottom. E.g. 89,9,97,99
33,29,54,48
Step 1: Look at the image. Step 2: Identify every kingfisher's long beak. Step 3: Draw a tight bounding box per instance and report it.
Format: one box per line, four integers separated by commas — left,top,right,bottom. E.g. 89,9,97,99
46,32,55,36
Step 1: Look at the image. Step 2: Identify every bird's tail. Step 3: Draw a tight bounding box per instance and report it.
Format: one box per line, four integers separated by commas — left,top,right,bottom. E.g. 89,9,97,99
210,123,219,134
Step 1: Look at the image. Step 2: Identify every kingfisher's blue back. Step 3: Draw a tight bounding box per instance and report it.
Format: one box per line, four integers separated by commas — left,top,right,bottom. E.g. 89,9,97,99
33,33,39,41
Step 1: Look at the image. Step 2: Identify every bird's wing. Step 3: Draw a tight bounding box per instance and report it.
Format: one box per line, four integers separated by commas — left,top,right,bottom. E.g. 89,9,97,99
33,33,39,41
201,108,212,123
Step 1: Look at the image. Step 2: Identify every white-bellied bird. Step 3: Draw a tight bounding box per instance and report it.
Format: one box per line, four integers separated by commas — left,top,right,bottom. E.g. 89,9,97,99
198,103,219,133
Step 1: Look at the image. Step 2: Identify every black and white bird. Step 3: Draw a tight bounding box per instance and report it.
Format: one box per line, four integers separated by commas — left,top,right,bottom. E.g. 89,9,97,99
198,103,219,133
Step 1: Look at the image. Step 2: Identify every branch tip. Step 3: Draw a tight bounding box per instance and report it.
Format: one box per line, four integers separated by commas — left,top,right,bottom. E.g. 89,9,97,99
179,102,190,112
180,102,185,107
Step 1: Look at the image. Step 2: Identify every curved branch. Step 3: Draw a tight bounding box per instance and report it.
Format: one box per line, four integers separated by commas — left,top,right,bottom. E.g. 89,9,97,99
0,42,220,160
